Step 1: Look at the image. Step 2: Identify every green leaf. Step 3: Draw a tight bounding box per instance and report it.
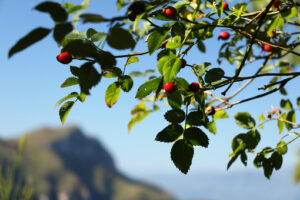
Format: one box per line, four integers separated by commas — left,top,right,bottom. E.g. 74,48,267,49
102,67,122,78
186,111,206,126
60,77,79,88
277,141,288,155
267,15,284,34
231,134,247,154
55,92,79,108
105,82,121,108
260,64,274,73
271,152,282,170
77,62,101,94
157,52,176,75
59,101,75,124
125,56,139,66
8,27,51,58
86,28,97,38
167,91,182,109
246,129,261,149
197,40,206,53
53,22,73,43
253,154,265,168
80,13,106,23
61,31,86,46
214,110,229,120
171,139,194,174
277,114,285,134
131,101,146,115
164,109,185,124
207,120,217,134
128,111,151,132
62,39,98,58
234,112,256,129
227,154,239,170
163,57,182,82
280,99,293,110
297,97,300,109
135,77,162,99
107,26,135,50
118,75,133,92
240,151,248,166
130,71,143,77
184,127,209,147
35,1,68,22
285,111,296,130
205,68,224,83
283,7,298,19
171,22,185,38
148,28,170,55
166,36,181,49
94,50,116,69
117,0,125,10
217,0,224,17
263,159,273,179
155,125,183,143
196,62,211,77
174,77,189,91
91,32,107,43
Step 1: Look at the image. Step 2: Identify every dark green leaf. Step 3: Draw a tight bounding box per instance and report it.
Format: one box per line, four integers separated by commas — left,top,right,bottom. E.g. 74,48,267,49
171,22,185,38
135,77,162,99
205,68,224,83
59,101,75,124
148,28,170,55
167,91,182,109
105,82,121,108
171,139,194,174
240,151,247,166
77,62,101,94
164,109,185,124
53,22,73,43
107,26,135,50
277,141,288,155
271,152,282,170
35,1,68,22
263,159,273,179
155,125,183,143
231,134,247,154
186,111,207,126
8,27,51,58
253,154,265,168
94,50,116,69
62,39,98,58
285,111,296,130
297,97,300,109
197,40,206,53
80,14,106,23
91,32,107,43
234,112,256,129
86,28,97,38
280,99,293,110
184,127,209,147
118,75,133,92
61,77,79,88
227,154,239,170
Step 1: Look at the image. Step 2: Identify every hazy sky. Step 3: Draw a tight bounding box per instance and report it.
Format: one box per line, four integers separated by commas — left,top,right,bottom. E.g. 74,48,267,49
0,0,299,179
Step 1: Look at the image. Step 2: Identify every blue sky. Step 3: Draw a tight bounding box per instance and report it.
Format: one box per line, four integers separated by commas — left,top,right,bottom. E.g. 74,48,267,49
0,0,299,179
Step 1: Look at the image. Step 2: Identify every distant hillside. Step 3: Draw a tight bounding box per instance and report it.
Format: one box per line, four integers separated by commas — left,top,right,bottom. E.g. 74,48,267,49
0,126,175,200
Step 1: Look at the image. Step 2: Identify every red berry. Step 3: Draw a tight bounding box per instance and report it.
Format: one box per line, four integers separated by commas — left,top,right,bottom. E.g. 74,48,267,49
181,59,187,68
128,12,136,21
273,0,281,8
189,82,200,92
57,52,72,64
219,31,230,40
164,6,177,17
263,44,272,52
223,2,229,10
164,82,176,93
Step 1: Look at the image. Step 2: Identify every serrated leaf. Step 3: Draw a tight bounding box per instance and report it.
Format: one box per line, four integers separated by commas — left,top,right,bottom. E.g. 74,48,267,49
80,13,106,23
186,111,207,126
107,26,135,50
8,27,51,58
135,77,162,99
155,125,183,143
207,120,217,134
105,82,121,108
164,109,185,124
277,141,288,155
205,68,224,83
163,57,182,82
184,127,209,147
125,56,139,66
148,28,170,55
61,77,79,88
118,75,133,92
167,91,182,109
214,110,229,120
234,112,256,129
35,1,68,22
77,62,101,94
55,92,79,108
171,139,194,174
59,101,75,124
280,99,293,110
53,22,73,43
